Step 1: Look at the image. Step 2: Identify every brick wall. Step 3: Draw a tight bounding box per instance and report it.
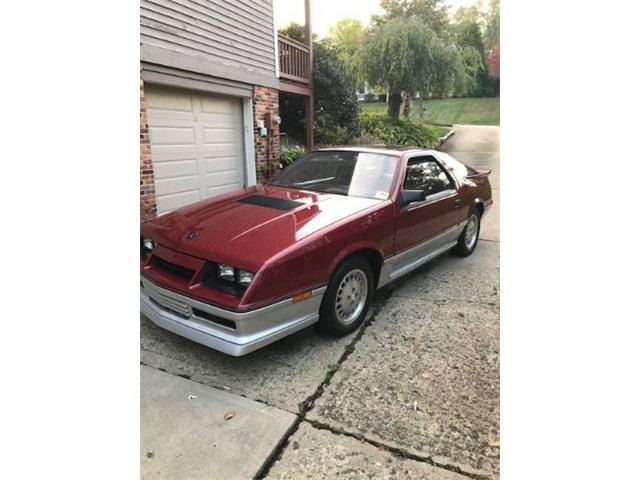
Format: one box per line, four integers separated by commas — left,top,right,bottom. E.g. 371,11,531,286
140,74,157,221
252,86,280,182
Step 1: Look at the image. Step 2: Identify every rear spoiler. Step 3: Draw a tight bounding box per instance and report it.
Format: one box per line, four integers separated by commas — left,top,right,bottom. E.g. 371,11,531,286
467,169,491,178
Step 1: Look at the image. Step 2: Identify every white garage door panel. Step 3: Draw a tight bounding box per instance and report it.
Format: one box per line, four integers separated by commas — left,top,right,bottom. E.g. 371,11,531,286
155,175,201,196
153,159,198,179
145,90,193,115
159,190,201,212
201,96,238,114
149,127,196,146
203,128,238,144
205,170,242,186
146,86,245,215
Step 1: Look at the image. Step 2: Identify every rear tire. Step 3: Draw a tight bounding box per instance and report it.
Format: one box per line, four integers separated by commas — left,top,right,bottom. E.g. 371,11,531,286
319,256,374,336
452,209,481,257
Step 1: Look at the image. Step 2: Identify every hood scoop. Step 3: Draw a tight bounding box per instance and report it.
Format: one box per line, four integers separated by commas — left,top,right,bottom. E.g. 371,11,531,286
237,195,305,211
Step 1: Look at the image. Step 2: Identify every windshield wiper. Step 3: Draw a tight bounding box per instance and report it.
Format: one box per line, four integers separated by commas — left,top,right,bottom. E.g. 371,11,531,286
292,177,336,186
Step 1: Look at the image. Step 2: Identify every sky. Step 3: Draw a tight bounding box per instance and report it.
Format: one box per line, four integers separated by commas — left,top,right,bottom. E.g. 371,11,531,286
273,0,480,38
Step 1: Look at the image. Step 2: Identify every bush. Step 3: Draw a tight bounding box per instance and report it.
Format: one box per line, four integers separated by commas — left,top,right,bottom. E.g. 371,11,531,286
360,113,441,148
280,145,307,166
314,113,355,146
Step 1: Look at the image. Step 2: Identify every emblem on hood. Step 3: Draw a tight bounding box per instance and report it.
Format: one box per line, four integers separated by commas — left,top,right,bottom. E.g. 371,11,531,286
186,231,199,240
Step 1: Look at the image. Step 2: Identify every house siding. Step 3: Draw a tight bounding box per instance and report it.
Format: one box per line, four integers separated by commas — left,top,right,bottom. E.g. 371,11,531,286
140,0,277,88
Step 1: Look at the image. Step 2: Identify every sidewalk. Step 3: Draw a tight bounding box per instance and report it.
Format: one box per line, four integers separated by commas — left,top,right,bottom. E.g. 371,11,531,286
140,366,296,479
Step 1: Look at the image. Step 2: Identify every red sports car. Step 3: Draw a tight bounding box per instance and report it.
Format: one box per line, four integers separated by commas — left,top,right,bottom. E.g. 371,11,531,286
140,147,492,356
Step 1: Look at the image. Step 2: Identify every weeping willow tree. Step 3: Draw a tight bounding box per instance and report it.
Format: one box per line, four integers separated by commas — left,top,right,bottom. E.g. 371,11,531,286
360,18,471,120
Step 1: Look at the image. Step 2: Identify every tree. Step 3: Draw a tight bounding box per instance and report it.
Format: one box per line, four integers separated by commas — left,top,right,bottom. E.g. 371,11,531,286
313,41,361,143
483,0,500,50
454,17,486,69
278,22,308,43
360,18,459,119
372,0,450,39
327,19,366,80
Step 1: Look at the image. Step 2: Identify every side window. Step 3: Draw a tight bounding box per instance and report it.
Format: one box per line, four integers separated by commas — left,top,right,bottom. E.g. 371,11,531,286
403,157,454,197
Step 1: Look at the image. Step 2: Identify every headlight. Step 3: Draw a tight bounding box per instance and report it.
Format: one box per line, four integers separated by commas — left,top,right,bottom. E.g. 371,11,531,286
203,263,255,295
141,237,155,257
217,264,236,281
237,269,254,286
143,238,155,252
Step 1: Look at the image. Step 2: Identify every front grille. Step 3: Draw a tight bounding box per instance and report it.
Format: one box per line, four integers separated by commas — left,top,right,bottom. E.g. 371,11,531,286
192,308,236,330
149,294,190,318
153,256,195,281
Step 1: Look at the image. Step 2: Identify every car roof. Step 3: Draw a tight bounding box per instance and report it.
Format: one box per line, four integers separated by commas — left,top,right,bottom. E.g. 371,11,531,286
315,145,438,157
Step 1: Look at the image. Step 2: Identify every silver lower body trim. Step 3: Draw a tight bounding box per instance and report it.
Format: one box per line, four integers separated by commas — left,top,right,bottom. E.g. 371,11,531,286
378,220,467,288
140,277,326,356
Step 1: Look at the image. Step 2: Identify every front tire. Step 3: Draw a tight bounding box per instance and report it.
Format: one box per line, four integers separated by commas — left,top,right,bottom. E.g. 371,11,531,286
453,209,481,257
319,256,374,336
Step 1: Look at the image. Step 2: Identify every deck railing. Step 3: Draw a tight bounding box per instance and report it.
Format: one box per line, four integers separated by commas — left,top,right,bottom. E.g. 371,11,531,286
278,34,310,84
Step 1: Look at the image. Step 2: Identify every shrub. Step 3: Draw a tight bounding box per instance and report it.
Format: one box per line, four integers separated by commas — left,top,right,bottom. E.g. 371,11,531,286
360,113,441,148
314,113,355,146
280,145,307,166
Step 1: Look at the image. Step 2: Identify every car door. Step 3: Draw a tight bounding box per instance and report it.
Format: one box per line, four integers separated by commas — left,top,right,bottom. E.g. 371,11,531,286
394,155,464,258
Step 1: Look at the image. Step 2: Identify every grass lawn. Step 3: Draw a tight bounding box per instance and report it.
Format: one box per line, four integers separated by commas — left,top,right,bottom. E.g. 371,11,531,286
361,97,500,126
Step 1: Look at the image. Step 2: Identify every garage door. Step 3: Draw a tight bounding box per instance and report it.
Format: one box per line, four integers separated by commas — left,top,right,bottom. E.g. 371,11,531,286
146,86,245,215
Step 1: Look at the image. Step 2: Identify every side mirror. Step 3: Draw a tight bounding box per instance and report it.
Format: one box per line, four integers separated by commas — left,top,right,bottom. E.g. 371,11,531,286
400,189,426,207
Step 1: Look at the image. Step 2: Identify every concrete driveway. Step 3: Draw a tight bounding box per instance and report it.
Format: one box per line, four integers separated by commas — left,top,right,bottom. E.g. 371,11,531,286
140,124,500,479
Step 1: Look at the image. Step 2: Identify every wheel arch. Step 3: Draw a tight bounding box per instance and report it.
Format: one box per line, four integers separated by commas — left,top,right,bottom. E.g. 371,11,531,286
329,244,385,289
472,198,486,217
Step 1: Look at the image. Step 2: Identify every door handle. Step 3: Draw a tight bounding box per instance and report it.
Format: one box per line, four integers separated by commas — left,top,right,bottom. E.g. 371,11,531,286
453,199,462,208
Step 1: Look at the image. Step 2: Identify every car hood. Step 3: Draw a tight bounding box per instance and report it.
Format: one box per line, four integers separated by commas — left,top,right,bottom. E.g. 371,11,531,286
142,184,383,271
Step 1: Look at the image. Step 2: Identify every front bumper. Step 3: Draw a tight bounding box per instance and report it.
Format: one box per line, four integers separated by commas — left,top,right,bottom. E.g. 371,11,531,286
140,276,326,356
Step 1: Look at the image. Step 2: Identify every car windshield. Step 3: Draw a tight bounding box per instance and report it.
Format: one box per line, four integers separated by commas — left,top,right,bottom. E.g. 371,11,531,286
269,151,398,200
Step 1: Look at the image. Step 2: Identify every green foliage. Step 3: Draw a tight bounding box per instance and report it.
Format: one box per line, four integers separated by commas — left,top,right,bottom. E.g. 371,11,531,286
360,113,441,148
454,18,486,69
360,17,476,115
450,1,500,97
280,145,307,166
361,98,500,126
314,41,361,142
361,19,437,95
483,0,500,50
360,18,452,118
373,0,450,38
314,113,355,146
326,19,366,83
278,36,360,146
278,22,307,43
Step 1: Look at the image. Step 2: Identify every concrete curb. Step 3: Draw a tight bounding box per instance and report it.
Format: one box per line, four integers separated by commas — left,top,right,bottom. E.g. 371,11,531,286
438,127,455,147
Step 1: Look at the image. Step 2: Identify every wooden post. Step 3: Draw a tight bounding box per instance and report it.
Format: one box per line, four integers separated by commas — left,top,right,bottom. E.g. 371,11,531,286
305,0,314,150
305,93,314,150
304,0,312,47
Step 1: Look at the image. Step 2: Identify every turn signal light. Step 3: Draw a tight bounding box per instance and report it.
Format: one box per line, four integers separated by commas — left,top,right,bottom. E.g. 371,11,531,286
292,291,312,303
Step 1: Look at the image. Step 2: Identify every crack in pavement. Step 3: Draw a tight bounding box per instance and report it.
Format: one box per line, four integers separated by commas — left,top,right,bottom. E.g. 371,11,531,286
139,359,280,412
255,288,395,479
304,419,492,480
255,279,495,479
142,240,497,478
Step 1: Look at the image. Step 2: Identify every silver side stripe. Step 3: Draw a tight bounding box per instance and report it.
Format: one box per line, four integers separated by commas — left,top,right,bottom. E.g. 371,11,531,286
378,220,467,288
